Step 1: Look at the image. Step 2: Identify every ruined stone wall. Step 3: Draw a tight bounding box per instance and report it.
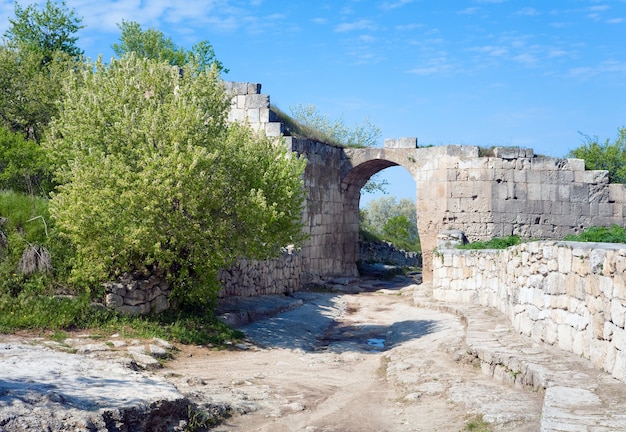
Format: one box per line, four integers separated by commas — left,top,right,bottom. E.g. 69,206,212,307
359,241,422,268
224,81,284,137
292,138,358,279
218,248,302,297
432,242,626,382
419,146,626,243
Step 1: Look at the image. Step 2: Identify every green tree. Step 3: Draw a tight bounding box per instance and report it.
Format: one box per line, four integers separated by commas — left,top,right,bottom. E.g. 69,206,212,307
567,128,626,184
289,103,386,193
0,126,52,195
112,20,227,73
361,196,419,249
289,104,380,148
3,0,83,64
0,45,75,141
44,55,306,306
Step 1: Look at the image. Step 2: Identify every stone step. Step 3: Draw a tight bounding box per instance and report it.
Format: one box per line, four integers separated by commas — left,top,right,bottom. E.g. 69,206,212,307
412,283,626,432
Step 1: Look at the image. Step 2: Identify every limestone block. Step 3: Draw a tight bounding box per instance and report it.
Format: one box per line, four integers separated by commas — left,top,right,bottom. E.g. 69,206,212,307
558,170,575,183
260,108,271,123
229,108,246,123
384,137,417,148
557,324,575,351
247,82,261,94
611,299,626,328
557,247,573,273
105,293,124,308
613,327,626,352
227,82,250,95
246,108,260,123
265,122,284,137
236,94,247,109
245,94,270,109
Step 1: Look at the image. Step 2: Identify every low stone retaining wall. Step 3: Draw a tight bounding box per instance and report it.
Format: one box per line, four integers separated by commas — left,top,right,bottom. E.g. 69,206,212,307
359,241,422,268
104,273,171,315
432,241,626,382
218,247,303,297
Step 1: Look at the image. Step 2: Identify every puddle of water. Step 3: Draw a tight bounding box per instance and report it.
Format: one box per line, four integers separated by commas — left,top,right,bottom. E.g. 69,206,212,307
367,338,385,350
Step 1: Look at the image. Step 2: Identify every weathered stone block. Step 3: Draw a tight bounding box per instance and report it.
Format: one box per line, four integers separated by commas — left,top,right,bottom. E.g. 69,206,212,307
245,94,270,109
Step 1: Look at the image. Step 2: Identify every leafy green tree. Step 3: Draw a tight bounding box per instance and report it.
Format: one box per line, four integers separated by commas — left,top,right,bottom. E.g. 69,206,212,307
3,0,83,64
0,126,52,195
112,20,227,73
0,45,74,141
361,196,419,249
289,104,380,148
382,215,412,242
289,103,386,193
44,55,306,306
567,127,626,184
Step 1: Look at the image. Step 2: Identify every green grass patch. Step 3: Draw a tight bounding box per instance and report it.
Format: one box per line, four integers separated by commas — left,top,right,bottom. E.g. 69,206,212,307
0,292,243,345
564,225,626,244
457,235,521,250
0,190,50,243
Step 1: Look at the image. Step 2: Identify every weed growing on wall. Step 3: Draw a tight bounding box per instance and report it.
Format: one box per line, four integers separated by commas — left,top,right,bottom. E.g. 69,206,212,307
457,235,521,250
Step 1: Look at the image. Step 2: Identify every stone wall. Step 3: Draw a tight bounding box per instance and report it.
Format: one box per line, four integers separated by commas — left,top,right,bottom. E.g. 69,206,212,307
224,81,283,137
359,241,422,268
104,273,171,315
432,241,626,382
218,247,302,297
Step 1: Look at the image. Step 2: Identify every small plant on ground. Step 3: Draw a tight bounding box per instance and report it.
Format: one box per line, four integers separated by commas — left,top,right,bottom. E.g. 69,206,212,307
465,414,493,432
457,235,521,250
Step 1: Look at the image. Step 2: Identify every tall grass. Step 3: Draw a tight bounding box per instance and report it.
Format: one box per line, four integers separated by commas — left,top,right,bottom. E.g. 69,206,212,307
0,190,50,243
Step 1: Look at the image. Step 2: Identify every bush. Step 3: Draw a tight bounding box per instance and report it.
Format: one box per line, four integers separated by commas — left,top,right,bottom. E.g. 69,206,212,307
44,55,307,308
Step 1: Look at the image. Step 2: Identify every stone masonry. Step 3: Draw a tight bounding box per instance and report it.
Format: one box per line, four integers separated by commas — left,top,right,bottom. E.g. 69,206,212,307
432,241,626,382
224,80,626,294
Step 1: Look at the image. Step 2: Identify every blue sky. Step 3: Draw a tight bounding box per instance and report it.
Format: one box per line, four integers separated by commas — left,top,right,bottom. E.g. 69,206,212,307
2,0,625,206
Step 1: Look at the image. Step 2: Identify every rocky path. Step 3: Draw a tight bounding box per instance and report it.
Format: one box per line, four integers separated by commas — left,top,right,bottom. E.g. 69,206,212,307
6,276,624,431
166,279,543,431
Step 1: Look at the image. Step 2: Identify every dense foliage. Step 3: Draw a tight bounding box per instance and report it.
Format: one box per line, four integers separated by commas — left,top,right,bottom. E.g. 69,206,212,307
568,128,626,184
360,197,420,252
0,126,53,194
4,0,83,64
44,54,307,307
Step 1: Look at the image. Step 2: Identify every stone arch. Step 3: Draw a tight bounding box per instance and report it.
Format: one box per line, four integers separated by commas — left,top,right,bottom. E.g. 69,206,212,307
339,144,429,279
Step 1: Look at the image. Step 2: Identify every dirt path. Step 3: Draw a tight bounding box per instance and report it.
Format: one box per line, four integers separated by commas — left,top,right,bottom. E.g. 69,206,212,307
163,282,543,431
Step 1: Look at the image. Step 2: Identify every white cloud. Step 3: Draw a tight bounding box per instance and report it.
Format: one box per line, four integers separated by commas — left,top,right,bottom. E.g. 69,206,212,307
458,7,480,15
334,19,377,33
607,17,624,24
469,45,508,57
516,7,540,17
408,55,457,75
569,60,626,79
380,0,414,10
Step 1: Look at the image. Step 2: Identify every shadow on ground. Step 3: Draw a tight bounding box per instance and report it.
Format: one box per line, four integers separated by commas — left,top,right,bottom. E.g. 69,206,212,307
220,276,437,353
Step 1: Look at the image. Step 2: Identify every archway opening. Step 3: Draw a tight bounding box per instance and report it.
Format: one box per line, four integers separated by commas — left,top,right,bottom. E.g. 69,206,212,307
343,162,420,277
